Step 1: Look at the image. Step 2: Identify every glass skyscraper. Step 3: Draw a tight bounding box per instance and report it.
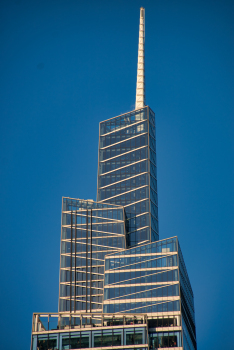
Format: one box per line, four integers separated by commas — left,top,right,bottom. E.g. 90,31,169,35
31,7,197,350
97,106,158,247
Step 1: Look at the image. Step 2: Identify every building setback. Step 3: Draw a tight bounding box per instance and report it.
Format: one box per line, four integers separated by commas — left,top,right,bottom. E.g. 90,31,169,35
31,7,197,350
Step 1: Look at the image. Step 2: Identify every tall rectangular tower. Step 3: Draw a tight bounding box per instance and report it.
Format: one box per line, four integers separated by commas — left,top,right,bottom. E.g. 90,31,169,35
97,106,158,247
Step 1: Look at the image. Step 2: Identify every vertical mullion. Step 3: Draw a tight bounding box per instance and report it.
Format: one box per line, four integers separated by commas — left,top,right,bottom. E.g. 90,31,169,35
74,209,77,312
57,331,60,350
70,212,72,312
97,123,101,201
90,209,92,312
147,106,151,243
47,316,49,350
86,209,88,313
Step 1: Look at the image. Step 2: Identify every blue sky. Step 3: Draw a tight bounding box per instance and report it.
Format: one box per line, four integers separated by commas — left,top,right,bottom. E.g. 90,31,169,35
0,0,233,349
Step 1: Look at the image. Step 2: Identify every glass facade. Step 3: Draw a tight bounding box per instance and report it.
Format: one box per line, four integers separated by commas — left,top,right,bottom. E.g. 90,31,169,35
178,243,196,350
31,313,148,350
97,107,159,247
31,106,197,350
32,327,147,350
103,237,180,314
59,198,126,313
30,7,198,349
149,331,182,348
31,103,197,350
102,237,196,349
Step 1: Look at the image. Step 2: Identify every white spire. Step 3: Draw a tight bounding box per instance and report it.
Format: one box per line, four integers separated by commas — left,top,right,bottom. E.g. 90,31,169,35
135,7,145,110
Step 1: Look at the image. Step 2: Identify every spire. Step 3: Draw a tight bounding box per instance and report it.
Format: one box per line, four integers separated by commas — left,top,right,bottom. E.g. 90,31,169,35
135,7,145,110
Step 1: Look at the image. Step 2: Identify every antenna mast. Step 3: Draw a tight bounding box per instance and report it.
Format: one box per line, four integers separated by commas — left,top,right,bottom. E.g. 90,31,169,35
135,7,145,110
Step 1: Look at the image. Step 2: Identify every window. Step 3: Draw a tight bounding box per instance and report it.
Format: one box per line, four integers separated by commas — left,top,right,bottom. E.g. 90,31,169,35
149,331,181,348
125,328,144,345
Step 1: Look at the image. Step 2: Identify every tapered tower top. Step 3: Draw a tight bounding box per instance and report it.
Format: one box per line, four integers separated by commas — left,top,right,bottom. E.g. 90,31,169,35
135,7,145,110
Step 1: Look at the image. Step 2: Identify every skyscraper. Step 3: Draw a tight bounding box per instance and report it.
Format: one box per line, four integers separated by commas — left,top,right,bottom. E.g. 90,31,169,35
31,8,197,350
97,105,158,247
97,9,158,247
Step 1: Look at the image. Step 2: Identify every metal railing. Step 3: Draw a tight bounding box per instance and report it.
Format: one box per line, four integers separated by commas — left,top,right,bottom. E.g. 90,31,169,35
32,312,148,333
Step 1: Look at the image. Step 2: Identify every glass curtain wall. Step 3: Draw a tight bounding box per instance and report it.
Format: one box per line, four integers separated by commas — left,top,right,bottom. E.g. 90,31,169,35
59,197,126,313
32,326,148,350
97,106,158,247
178,243,197,350
103,237,180,314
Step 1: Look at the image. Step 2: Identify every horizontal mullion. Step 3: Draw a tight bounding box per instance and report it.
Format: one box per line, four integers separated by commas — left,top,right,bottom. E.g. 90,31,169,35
105,296,180,304
99,171,148,190
100,132,147,150
124,198,149,208
107,257,172,272
99,185,148,202
126,211,149,221
99,158,147,177
100,145,147,163
100,119,146,137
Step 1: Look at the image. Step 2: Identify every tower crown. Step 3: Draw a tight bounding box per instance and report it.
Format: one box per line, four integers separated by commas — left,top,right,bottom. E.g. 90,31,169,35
135,7,145,109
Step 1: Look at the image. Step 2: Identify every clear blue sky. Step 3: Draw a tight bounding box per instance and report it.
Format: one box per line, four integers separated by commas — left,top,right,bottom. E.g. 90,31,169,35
0,0,233,349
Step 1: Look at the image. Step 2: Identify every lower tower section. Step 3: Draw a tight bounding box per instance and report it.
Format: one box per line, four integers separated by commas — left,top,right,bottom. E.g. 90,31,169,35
59,197,126,313
31,236,196,350
103,237,196,349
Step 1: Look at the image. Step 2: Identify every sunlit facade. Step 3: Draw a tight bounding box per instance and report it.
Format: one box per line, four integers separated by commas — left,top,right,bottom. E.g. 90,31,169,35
97,107,158,247
59,198,126,313
30,7,197,350
31,103,197,350
103,237,196,349
103,238,180,314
